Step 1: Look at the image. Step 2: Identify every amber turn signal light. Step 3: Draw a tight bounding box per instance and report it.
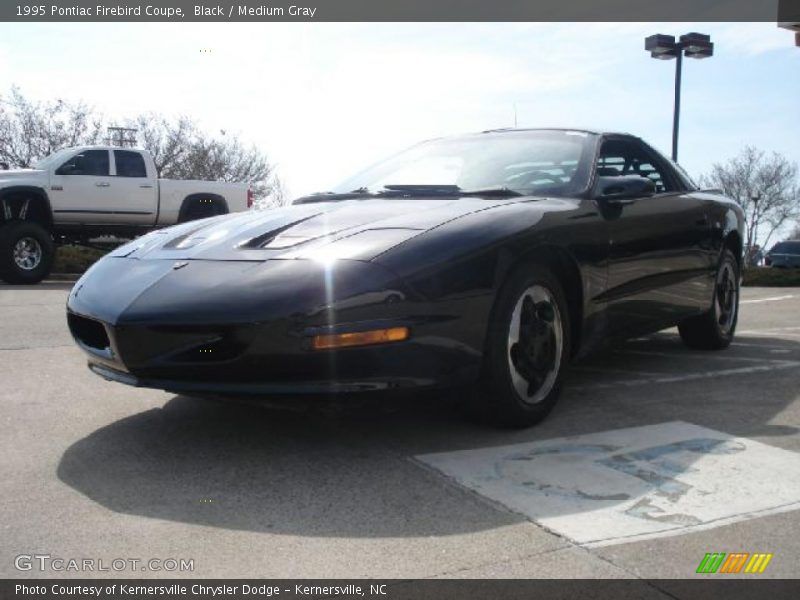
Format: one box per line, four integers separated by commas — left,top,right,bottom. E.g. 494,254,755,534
312,326,410,350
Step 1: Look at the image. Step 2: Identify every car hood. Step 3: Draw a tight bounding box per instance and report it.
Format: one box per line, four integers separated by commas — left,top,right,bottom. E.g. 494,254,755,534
113,197,536,262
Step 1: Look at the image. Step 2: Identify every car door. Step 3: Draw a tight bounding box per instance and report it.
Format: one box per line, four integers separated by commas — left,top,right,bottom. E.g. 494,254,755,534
110,150,158,225
50,149,112,223
596,136,714,335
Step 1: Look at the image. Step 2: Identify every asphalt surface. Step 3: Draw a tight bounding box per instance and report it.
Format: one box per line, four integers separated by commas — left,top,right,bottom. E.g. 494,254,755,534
1,281,799,584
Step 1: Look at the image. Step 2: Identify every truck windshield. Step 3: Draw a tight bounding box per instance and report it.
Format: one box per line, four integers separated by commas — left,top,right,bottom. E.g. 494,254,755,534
333,130,596,198
34,148,77,170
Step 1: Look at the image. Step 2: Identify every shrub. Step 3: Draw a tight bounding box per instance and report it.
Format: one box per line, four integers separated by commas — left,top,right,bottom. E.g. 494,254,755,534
53,246,107,274
742,266,800,287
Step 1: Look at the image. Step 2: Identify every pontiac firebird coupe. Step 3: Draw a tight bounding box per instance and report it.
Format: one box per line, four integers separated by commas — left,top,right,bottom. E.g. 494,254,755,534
67,129,745,427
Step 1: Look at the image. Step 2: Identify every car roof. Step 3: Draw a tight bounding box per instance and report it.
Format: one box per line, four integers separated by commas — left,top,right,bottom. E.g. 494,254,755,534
477,127,634,137
71,145,145,152
417,128,644,149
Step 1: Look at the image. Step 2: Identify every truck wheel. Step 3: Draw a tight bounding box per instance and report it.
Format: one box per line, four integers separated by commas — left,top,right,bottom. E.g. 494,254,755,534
0,221,55,285
678,249,739,350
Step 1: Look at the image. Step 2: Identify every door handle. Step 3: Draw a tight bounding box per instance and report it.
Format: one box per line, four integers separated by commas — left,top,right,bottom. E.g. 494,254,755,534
95,182,110,187
139,184,154,189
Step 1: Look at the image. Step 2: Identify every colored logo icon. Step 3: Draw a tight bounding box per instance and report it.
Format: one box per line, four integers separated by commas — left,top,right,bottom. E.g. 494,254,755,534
696,552,773,574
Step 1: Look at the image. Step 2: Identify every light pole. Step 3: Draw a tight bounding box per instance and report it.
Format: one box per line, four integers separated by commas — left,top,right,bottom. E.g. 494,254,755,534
645,32,714,162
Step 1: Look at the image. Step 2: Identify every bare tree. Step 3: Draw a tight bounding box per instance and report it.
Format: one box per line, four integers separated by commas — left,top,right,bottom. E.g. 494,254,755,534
1,87,285,208
701,146,800,251
131,113,196,177
786,222,800,241
0,86,103,167
264,175,286,209
129,114,284,207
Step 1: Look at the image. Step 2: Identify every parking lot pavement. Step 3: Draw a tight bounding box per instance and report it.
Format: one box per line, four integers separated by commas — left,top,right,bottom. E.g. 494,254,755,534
1,282,799,581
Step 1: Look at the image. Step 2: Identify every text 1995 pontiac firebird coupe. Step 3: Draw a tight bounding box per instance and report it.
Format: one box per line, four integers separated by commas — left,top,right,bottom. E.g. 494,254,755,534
67,129,745,427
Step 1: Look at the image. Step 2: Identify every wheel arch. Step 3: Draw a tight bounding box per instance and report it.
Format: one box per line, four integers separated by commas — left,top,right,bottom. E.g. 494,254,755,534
493,244,584,359
178,193,229,223
723,230,743,269
0,186,54,230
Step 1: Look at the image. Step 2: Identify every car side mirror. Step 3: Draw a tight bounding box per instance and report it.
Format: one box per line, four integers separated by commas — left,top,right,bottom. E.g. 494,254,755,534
596,175,656,200
56,163,80,175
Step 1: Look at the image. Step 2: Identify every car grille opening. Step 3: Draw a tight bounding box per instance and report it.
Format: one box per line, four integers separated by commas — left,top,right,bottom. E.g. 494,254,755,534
68,313,110,351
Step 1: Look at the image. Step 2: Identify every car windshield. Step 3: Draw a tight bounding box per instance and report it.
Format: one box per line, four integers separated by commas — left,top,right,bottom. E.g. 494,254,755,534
332,130,596,198
771,241,800,254
33,148,76,170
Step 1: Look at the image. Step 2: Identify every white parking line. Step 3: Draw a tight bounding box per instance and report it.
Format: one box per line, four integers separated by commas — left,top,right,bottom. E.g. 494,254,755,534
571,366,662,377
568,361,800,391
416,422,800,547
739,332,800,340
740,294,796,305
731,342,796,350
616,349,781,363
739,326,800,334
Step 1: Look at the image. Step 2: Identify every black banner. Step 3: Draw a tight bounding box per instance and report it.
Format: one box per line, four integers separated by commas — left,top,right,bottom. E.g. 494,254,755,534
4,580,800,600
2,0,800,22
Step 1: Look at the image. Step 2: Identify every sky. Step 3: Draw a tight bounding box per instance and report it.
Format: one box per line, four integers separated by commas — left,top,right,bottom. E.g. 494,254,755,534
0,22,798,203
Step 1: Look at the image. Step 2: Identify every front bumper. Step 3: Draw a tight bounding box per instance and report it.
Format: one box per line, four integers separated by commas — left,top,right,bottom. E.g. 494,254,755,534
66,256,492,396
766,256,800,268
70,311,481,395
88,362,432,395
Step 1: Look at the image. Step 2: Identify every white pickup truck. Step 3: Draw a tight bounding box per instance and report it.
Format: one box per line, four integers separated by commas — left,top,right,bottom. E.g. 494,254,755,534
0,145,252,284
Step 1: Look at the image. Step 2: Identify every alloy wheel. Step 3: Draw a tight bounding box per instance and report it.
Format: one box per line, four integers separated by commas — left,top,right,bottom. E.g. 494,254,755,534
715,261,738,334
12,236,43,271
507,285,563,404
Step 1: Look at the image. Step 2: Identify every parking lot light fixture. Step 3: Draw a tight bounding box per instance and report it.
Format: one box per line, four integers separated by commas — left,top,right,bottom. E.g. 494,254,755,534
681,32,714,59
645,33,677,58
645,32,714,162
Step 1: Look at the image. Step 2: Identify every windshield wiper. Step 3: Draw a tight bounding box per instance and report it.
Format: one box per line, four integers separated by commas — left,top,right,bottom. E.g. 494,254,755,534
293,188,382,204
295,185,525,204
380,184,523,198
458,186,524,197
381,184,461,195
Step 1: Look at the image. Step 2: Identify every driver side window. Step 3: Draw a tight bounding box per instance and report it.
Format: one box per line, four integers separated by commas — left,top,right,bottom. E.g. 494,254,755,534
56,150,110,176
598,140,673,194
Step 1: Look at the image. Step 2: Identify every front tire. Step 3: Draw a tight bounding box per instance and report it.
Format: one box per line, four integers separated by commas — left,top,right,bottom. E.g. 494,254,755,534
678,249,739,350
472,264,571,428
0,221,55,285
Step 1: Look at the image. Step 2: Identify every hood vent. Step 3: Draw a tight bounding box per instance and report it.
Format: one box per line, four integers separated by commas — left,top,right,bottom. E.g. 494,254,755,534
163,223,216,250
239,214,322,249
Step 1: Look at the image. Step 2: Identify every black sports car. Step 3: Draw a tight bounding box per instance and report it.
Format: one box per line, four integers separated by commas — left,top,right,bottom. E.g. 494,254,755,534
67,129,745,427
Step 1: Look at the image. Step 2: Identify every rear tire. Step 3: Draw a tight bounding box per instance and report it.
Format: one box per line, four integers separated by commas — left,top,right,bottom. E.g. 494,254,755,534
469,263,571,428
678,249,739,350
0,221,55,285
